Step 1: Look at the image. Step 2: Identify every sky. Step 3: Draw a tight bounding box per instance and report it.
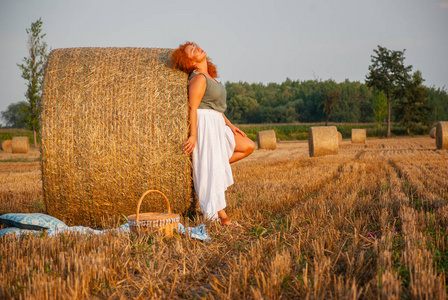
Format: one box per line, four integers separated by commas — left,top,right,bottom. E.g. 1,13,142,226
1,0,448,124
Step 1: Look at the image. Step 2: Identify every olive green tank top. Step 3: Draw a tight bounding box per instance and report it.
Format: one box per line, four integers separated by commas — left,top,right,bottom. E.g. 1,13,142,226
188,72,227,113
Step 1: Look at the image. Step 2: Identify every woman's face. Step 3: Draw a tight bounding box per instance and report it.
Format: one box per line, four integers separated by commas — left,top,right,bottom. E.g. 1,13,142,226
184,43,207,64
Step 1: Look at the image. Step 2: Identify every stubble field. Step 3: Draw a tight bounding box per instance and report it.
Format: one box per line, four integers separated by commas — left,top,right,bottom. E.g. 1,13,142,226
1,136,447,299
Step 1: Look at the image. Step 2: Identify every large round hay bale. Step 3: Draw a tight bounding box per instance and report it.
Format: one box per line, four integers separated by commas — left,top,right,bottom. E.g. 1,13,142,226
41,48,192,226
257,130,276,150
11,137,29,153
308,126,338,157
337,131,342,145
436,121,448,150
430,127,436,139
1,140,12,151
351,129,366,144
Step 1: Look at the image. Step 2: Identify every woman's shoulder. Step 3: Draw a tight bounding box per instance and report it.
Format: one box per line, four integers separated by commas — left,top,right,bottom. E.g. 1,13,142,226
189,72,221,86
188,72,207,91
188,72,207,81
188,72,207,86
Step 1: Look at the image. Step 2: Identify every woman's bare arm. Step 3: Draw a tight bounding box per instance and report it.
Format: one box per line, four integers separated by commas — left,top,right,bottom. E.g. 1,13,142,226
183,75,206,154
222,113,247,137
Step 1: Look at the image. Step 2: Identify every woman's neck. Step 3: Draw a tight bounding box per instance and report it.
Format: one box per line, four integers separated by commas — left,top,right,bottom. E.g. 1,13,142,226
194,60,208,75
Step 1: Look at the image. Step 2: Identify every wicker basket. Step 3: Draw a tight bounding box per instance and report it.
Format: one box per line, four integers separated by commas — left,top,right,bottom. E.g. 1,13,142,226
127,190,180,237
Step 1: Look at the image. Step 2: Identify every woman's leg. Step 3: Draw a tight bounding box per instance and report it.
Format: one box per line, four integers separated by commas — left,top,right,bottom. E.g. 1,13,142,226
229,134,255,163
217,134,254,226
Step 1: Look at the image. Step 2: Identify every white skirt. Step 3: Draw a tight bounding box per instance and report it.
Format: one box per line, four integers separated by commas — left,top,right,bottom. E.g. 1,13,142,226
193,109,236,220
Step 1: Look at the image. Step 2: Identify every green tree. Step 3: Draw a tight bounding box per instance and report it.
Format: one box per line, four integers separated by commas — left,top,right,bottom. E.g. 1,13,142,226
226,95,259,123
358,84,375,123
17,18,49,147
365,45,412,137
1,101,30,128
298,80,325,122
317,79,340,126
372,90,388,128
333,80,364,123
426,86,448,122
394,70,430,134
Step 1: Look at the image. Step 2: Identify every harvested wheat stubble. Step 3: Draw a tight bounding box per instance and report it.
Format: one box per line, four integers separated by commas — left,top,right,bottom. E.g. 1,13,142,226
257,130,277,150
1,140,12,151
40,47,192,226
430,127,436,139
11,137,29,154
436,121,448,150
351,129,366,144
308,126,338,157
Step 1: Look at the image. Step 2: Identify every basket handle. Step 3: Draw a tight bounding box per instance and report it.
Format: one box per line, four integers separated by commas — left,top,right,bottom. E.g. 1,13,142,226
135,190,171,224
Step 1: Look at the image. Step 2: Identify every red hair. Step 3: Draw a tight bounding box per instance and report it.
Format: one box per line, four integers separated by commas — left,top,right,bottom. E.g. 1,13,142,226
170,41,218,78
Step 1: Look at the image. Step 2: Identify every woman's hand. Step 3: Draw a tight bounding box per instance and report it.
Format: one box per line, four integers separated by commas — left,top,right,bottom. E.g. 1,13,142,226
228,124,247,137
183,135,196,154
222,114,247,137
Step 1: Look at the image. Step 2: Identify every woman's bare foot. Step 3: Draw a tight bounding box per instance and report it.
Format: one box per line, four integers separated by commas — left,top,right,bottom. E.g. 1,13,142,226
217,210,241,227
219,217,241,227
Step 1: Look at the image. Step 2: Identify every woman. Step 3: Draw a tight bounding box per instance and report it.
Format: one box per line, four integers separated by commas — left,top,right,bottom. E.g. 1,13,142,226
170,42,254,226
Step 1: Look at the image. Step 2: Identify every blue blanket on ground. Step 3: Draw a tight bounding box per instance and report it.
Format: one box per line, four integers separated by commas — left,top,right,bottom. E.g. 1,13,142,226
47,223,211,241
0,213,211,242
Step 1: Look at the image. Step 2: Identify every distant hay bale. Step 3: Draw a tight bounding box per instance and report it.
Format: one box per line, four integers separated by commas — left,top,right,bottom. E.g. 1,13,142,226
436,121,448,150
40,47,192,226
11,137,29,154
338,131,342,145
430,127,436,139
351,129,366,144
1,140,12,152
257,130,276,150
308,126,338,157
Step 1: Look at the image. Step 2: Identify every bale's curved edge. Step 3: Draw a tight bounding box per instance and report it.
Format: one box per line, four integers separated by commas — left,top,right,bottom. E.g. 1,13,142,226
436,121,448,150
40,47,192,227
430,127,436,139
1,140,12,152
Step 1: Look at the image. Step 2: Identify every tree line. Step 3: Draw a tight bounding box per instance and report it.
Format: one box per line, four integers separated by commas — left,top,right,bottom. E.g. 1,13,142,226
225,78,447,129
225,45,448,137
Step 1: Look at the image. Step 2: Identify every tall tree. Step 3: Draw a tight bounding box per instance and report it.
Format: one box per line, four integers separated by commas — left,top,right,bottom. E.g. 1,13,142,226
394,70,430,134
365,45,412,137
17,18,49,147
317,79,340,126
372,90,388,128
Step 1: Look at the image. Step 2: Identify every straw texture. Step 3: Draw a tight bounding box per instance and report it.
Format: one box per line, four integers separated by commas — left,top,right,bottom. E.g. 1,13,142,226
1,140,12,152
338,131,342,145
351,129,366,144
436,121,448,150
257,130,277,150
430,127,436,139
40,47,192,226
11,137,29,154
308,126,339,157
